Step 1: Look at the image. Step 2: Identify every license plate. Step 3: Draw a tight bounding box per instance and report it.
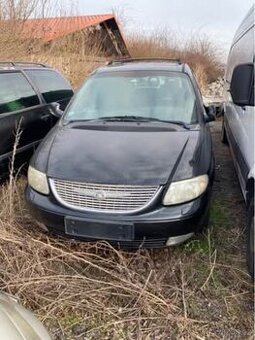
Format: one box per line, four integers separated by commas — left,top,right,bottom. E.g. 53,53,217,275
65,217,135,241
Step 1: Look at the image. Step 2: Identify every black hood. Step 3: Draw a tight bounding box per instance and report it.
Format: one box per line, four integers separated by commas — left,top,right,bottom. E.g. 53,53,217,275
33,125,205,186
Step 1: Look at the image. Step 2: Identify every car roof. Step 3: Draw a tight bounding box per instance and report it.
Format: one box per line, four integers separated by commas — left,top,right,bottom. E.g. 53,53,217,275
0,61,52,71
233,5,254,45
94,58,192,75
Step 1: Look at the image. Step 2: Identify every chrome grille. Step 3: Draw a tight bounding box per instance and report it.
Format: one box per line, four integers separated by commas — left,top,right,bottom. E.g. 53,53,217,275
50,179,160,213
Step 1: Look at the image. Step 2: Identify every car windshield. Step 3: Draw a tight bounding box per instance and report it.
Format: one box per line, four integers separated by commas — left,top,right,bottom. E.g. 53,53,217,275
64,71,198,124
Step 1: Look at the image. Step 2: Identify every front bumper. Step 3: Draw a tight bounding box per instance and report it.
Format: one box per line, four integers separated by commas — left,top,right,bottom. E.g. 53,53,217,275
25,185,212,248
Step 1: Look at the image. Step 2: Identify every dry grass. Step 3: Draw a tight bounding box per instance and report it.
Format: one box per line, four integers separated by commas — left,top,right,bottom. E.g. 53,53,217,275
0,3,253,339
27,53,107,88
0,2,223,91
0,0,106,79
127,31,224,92
0,170,253,339
0,23,108,88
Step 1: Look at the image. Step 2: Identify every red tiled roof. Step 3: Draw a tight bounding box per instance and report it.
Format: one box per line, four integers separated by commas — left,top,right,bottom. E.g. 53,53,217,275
21,14,115,41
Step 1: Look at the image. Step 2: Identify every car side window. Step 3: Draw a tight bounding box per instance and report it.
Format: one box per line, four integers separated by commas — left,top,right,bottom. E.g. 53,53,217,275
26,70,73,104
0,72,40,114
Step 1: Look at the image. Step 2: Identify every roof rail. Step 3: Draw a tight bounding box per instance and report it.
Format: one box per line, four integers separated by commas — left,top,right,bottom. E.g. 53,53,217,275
107,57,182,65
0,61,49,68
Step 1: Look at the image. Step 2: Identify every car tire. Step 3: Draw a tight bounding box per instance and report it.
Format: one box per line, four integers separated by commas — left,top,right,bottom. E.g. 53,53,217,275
247,200,254,280
221,119,228,145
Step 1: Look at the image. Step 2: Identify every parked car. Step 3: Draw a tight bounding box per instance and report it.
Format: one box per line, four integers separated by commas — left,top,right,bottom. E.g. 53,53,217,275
26,58,215,248
222,6,254,278
0,292,51,339
0,62,73,180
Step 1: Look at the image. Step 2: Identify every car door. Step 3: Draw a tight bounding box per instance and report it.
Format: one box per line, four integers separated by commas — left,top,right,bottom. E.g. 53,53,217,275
224,26,255,193
0,70,53,166
225,101,254,190
24,69,74,111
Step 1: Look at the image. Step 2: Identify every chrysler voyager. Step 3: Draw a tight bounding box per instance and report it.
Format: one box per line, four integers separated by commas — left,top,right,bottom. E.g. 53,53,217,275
26,58,215,248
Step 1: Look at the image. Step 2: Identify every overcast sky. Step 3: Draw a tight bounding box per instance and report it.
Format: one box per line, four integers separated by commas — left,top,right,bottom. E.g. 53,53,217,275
71,0,253,58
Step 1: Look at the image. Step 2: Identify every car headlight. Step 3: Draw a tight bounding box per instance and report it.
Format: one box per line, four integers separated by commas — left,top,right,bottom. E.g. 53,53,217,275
28,166,49,195
163,175,209,206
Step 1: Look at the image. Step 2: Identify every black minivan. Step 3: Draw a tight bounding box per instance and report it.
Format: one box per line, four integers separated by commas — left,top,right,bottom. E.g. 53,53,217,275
26,58,215,248
0,62,73,179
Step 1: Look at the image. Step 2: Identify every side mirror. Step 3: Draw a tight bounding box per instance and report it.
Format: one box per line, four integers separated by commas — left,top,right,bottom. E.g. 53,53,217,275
49,102,64,118
204,105,216,123
230,63,254,107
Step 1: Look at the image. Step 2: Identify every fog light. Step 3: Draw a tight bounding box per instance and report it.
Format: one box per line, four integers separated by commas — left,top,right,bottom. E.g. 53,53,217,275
166,233,194,246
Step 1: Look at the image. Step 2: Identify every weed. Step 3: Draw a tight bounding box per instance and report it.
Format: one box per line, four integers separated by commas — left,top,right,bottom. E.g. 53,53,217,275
184,236,210,254
210,199,229,227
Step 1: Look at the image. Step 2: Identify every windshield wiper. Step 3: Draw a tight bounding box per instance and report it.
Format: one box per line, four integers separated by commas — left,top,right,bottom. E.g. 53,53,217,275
108,116,190,130
96,116,191,129
65,116,191,130
160,120,191,130
98,115,153,122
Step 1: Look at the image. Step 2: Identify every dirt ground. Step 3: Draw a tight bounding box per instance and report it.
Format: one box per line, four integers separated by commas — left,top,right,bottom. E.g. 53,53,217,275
0,119,254,340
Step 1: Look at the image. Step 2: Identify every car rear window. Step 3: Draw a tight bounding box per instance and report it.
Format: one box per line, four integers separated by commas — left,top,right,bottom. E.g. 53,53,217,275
26,69,73,104
0,72,40,114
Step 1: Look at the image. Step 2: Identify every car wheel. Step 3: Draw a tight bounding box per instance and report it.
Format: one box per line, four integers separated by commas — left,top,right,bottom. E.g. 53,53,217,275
247,201,254,279
221,119,228,145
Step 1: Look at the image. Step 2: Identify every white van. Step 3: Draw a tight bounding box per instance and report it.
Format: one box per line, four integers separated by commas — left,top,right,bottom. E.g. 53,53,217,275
222,5,254,278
